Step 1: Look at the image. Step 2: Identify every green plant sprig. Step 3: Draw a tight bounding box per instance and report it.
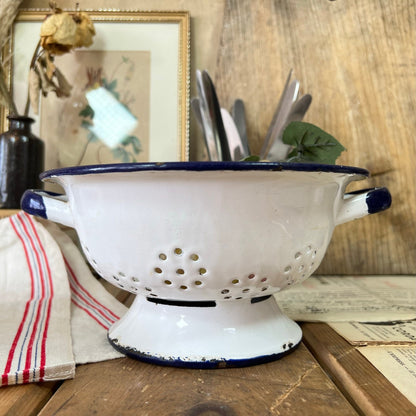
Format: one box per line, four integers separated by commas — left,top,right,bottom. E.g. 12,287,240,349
243,121,345,164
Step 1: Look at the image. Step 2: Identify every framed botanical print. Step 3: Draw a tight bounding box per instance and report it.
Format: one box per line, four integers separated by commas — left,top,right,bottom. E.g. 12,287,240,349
2,10,190,169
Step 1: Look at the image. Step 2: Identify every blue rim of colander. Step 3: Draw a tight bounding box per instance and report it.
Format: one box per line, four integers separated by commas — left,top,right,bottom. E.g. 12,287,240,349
40,161,369,180
108,335,301,369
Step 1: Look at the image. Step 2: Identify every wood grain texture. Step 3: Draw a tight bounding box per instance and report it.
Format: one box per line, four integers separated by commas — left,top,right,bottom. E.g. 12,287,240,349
15,0,415,275
0,381,60,416
212,0,416,275
37,345,357,416
301,323,416,416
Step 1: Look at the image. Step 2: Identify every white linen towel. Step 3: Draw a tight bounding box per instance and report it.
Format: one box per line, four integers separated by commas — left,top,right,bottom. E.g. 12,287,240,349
0,212,127,386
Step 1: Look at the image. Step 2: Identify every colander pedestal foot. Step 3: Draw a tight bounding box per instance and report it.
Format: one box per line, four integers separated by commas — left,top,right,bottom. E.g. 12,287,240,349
108,294,302,369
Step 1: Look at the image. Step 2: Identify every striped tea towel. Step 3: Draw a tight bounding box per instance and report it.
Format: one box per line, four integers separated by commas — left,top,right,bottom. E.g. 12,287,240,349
42,219,128,364
0,212,127,386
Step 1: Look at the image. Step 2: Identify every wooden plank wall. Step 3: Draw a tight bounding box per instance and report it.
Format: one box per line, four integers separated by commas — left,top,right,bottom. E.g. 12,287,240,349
19,0,416,275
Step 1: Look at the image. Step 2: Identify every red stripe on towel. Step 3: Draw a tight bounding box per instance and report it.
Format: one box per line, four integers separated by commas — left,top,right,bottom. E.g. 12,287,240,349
1,217,36,386
64,257,120,323
17,214,46,384
25,214,54,382
70,297,109,330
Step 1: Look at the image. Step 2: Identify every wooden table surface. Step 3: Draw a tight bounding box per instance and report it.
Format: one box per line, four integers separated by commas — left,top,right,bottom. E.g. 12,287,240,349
1,322,414,416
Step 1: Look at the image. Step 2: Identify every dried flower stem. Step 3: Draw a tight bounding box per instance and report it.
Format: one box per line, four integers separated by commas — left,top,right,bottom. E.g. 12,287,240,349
0,62,17,115
0,0,23,43
0,0,24,116
24,40,42,116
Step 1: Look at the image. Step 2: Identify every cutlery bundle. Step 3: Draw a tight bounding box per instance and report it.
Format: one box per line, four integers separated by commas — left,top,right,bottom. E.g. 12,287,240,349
192,69,311,161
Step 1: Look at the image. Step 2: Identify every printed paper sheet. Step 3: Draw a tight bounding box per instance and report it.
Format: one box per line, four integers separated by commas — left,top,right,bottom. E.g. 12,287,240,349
274,275,416,322
357,346,416,406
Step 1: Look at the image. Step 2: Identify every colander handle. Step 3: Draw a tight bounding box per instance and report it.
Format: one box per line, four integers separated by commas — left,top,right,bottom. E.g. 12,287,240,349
21,189,74,228
335,187,391,226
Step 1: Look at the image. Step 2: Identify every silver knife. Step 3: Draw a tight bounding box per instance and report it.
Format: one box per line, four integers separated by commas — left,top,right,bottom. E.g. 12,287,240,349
260,70,299,159
202,70,231,161
266,93,312,161
231,99,250,158
195,70,221,161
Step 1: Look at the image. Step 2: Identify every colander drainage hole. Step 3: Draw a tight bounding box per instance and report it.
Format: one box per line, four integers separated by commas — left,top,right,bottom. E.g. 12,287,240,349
174,248,183,255
176,268,185,275
159,253,167,260
154,267,163,274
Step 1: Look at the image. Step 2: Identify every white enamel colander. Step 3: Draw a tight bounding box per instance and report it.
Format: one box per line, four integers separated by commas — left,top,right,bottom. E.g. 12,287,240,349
22,161,391,368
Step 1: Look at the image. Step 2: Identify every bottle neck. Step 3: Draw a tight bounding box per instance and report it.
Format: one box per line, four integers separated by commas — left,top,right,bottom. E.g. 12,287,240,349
8,116,34,134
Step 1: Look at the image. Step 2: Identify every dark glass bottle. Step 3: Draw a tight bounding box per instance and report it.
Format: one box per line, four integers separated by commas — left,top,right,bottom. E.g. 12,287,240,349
0,115,44,209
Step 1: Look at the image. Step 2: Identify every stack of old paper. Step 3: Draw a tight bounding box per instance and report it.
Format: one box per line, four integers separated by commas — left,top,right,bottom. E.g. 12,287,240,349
274,275,416,406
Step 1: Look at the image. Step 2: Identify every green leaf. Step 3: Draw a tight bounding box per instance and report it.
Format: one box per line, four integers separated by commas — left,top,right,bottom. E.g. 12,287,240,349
282,121,345,164
103,78,117,91
109,80,117,90
112,147,131,162
112,147,124,159
122,135,141,154
80,120,92,129
79,105,94,118
241,155,261,162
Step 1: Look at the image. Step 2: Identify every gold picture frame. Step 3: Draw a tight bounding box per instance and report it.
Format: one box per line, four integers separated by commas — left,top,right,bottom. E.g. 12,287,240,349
1,10,190,168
